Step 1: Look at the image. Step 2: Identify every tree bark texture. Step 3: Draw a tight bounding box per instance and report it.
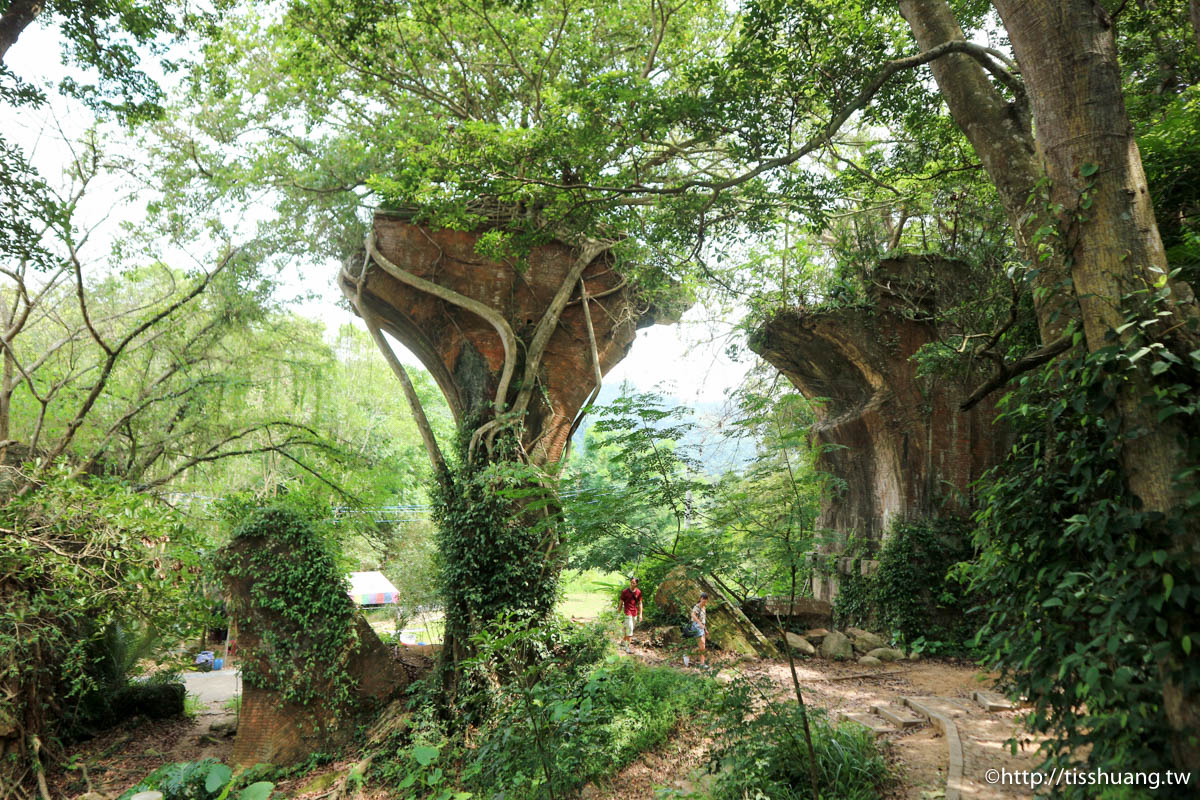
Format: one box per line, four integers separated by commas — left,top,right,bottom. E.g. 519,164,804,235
0,0,43,63
897,0,1073,342
1191,0,1200,55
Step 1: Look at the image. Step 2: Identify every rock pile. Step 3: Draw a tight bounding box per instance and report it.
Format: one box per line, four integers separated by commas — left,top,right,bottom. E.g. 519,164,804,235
783,625,913,665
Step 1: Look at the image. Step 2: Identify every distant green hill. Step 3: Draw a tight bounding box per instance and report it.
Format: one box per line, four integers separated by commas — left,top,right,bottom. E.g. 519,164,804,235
569,383,756,477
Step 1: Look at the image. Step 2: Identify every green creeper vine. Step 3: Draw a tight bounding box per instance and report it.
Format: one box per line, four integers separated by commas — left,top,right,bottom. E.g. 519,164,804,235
832,520,976,649
432,423,560,698
832,565,874,630
969,289,1200,786
216,505,358,713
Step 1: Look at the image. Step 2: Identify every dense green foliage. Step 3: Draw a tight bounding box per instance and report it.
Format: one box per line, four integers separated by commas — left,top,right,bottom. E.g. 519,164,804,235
565,393,710,582
832,519,976,652
464,620,713,799
216,503,358,711
1140,85,1200,289
565,387,823,609
0,468,205,767
117,758,274,800
5,0,1200,792
970,299,1200,790
432,429,561,688
702,681,889,800
375,618,713,799
377,615,889,800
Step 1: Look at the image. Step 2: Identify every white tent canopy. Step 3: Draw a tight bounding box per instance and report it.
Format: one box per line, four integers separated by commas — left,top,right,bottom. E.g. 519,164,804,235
347,571,400,605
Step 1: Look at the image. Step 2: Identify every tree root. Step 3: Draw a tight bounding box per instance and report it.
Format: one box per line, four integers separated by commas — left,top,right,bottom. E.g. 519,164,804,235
29,736,50,800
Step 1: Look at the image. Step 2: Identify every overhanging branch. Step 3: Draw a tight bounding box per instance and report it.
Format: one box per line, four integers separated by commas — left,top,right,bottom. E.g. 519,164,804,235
959,333,1074,411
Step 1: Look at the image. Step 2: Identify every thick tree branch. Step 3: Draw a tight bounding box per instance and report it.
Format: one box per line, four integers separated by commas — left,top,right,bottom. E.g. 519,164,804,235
35,247,237,472
0,0,43,64
959,334,1074,411
488,39,1024,202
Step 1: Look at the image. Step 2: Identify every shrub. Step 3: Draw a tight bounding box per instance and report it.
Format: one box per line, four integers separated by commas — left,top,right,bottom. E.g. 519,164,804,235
0,469,205,786
872,519,975,645
377,617,715,799
705,681,890,800
464,656,717,798
118,760,274,800
832,519,977,652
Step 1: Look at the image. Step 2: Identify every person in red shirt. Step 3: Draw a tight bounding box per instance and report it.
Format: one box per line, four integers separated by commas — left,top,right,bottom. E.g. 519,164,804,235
619,576,643,652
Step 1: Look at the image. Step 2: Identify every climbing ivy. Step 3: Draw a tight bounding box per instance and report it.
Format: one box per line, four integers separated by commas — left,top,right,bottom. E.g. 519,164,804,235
216,504,358,713
873,519,975,645
832,520,976,649
432,425,560,685
969,295,1200,785
832,564,874,630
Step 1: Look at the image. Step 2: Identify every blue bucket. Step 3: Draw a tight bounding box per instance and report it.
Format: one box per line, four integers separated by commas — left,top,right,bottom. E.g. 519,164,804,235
213,658,223,670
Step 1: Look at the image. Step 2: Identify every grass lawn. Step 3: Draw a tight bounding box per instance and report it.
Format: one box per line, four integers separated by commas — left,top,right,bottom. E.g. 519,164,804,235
358,570,621,645
558,569,623,620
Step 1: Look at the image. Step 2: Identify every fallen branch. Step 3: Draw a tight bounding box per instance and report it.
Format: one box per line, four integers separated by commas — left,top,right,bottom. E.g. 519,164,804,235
817,668,912,682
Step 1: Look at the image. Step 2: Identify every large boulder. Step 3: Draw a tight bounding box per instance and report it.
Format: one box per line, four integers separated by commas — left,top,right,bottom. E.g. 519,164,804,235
785,633,816,656
654,626,683,646
846,627,886,653
866,647,906,662
805,628,829,644
819,630,853,661
653,567,777,658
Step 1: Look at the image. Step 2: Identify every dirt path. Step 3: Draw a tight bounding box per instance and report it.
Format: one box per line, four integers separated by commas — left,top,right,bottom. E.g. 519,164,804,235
591,635,1046,799
47,642,1043,799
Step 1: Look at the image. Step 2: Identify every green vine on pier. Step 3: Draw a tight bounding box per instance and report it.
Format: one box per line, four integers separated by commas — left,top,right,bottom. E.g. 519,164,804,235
432,422,561,701
216,505,358,713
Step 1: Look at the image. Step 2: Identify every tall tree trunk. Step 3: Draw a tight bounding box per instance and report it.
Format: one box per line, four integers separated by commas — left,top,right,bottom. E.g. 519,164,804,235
989,0,1200,771
896,0,1072,342
0,345,12,446
0,0,43,63
1191,0,1200,55
985,0,1199,510
898,0,1200,771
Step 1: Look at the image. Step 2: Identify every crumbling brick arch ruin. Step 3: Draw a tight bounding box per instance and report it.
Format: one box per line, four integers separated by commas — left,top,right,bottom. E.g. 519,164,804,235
226,213,682,766
339,211,678,466
750,256,1008,600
